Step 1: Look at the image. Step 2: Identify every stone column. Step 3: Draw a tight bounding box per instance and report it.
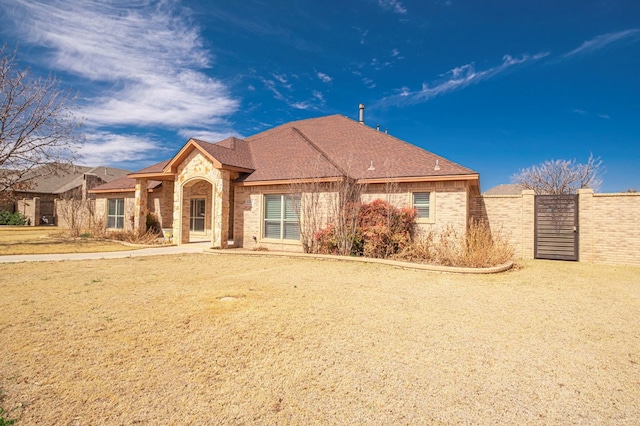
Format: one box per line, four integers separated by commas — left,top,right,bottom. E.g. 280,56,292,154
134,179,148,234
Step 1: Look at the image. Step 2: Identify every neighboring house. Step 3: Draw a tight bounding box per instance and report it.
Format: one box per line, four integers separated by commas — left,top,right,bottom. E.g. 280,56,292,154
89,112,479,251
3,164,130,225
483,183,525,196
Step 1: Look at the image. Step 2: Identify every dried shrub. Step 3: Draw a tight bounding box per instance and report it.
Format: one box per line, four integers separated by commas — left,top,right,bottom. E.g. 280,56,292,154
106,229,162,245
398,220,514,268
396,229,436,263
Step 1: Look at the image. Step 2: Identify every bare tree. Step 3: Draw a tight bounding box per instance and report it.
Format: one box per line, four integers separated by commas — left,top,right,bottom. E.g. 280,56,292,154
0,45,84,199
327,176,365,256
289,178,325,254
512,154,603,194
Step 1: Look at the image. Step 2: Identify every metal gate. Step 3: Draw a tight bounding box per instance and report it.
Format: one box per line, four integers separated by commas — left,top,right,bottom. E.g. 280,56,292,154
535,195,579,261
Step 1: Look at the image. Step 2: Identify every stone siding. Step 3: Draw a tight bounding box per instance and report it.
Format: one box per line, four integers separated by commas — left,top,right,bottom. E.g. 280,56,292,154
173,151,230,247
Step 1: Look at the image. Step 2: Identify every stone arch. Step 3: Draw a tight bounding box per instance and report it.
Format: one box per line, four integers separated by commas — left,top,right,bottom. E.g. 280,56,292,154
176,176,217,245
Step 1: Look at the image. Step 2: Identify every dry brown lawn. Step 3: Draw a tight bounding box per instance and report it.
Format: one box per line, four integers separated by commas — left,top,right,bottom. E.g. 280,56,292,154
0,254,638,424
0,226,139,255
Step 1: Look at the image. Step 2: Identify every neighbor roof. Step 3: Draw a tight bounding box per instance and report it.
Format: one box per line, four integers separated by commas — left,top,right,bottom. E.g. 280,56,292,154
16,164,131,194
483,183,525,195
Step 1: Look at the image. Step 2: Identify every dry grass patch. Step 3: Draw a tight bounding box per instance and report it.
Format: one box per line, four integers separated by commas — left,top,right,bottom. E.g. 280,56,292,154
0,256,639,424
0,226,140,255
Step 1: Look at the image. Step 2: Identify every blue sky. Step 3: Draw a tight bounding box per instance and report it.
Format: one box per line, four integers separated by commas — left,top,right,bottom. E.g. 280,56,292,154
1,0,639,192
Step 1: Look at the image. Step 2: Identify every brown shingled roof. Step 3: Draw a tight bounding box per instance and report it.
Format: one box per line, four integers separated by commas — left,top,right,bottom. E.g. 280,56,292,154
125,113,477,186
242,114,476,182
192,137,254,170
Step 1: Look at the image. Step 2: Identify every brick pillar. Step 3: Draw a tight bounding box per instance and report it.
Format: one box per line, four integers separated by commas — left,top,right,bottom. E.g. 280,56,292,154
577,188,594,262
521,190,535,259
134,179,148,234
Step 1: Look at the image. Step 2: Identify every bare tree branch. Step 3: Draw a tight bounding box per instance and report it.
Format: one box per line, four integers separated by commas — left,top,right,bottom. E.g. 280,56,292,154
0,45,84,199
512,154,603,194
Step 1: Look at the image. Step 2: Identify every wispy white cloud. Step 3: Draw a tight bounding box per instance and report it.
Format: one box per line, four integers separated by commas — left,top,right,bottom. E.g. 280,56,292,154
362,77,376,89
2,0,239,130
178,128,240,142
78,132,163,167
376,52,549,108
377,0,407,14
571,109,611,120
353,27,369,45
561,29,640,60
317,71,332,83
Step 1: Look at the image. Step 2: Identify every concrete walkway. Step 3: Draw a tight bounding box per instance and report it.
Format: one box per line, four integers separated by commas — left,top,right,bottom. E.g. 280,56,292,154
0,242,211,263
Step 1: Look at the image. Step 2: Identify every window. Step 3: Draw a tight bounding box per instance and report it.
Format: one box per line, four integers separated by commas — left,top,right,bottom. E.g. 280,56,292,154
413,192,431,219
107,198,125,229
190,198,205,232
263,194,300,240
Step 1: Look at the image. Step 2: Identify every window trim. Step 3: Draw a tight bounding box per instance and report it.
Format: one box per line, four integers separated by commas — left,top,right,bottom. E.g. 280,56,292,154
261,193,301,243
412,191,435,223
107,198,125,229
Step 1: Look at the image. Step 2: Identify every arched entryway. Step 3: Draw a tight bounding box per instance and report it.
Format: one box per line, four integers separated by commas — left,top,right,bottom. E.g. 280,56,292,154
179,178,215,244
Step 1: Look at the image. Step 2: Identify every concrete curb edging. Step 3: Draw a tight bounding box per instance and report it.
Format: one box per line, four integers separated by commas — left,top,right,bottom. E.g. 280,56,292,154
204,249,514,274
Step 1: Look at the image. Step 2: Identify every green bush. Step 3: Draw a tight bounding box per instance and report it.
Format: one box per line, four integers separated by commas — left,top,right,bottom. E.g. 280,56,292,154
0,211,27,226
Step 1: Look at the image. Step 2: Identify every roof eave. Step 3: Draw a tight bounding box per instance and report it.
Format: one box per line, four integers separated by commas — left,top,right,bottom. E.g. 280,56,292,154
234,176,344,187
356,173,479,184
127,172,176,181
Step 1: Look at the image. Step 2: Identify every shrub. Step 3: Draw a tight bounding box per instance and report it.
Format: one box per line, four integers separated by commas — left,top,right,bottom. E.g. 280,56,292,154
0,211,27,225
398,220,514,268
146,212,162,234
356,199,417,258
106,228,162,244
314,199,417,258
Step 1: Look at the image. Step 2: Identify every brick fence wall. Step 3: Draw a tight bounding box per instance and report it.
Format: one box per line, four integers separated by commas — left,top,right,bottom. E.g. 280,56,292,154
471,189,640,266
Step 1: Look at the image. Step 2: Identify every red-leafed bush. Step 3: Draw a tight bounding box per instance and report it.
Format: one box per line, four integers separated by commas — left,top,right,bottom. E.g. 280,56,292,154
314,199,417,258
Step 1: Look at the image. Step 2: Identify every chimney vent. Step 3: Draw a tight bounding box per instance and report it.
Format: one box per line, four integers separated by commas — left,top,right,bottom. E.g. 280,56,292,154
359,103,365,124
384,128,388,134
376,124,380,131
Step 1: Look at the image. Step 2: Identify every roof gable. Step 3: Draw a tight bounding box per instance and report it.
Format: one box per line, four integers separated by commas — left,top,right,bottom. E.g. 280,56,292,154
163,138,255,174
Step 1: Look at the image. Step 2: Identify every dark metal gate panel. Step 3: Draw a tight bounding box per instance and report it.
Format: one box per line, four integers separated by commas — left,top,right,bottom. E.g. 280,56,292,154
535,195,579,261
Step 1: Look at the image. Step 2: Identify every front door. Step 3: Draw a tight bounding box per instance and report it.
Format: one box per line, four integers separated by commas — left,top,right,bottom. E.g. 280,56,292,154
190,198,205,232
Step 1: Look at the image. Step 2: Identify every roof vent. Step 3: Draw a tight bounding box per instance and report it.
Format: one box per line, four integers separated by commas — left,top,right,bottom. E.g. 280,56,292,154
434,160,441,171
367,161,375,171
359,103,365,125
384,128,388,134
376,124,380,131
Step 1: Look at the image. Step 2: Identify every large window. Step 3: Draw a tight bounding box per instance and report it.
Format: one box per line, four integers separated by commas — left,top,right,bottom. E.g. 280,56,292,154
263,194,300,240
107,198,125,229
413,192,431,219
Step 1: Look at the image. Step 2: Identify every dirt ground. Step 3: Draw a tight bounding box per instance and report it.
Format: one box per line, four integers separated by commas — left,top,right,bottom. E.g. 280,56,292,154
0,254,638,424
